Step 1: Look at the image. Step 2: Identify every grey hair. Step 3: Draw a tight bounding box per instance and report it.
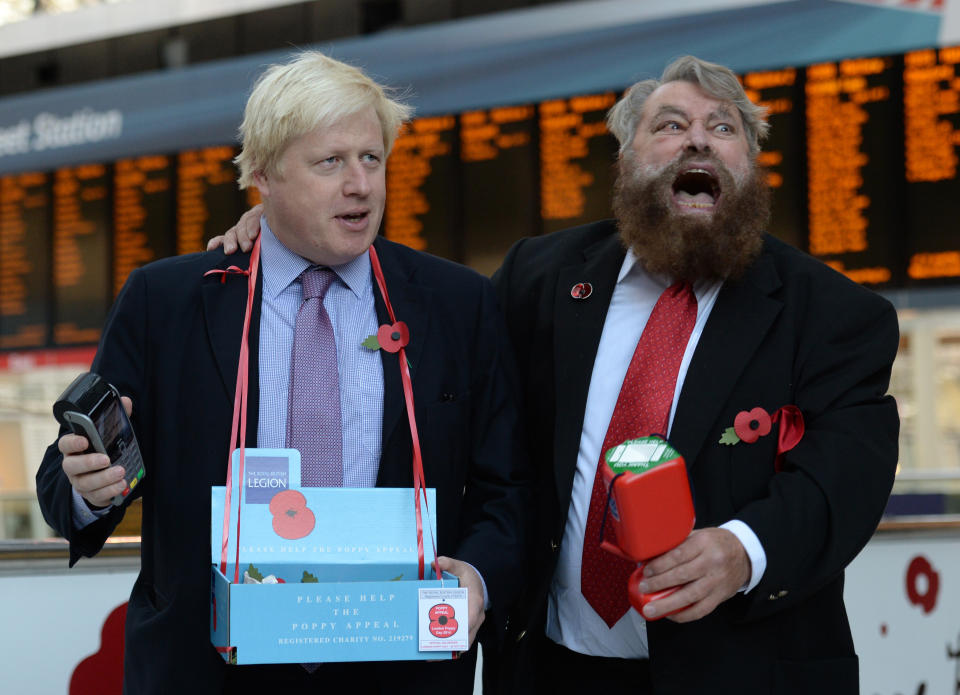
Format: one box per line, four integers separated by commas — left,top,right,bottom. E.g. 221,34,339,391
607,55,769,157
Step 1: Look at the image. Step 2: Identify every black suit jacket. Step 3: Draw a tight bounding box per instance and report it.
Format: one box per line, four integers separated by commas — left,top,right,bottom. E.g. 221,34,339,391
492,220,899,694
36,236,530,694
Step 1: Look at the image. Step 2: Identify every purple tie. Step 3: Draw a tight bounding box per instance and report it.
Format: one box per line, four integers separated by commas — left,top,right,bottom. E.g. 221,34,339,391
286,267,342,487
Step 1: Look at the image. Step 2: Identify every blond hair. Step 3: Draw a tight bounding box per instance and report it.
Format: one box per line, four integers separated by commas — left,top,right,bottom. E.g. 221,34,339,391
607,55,769,157
235,51,412,188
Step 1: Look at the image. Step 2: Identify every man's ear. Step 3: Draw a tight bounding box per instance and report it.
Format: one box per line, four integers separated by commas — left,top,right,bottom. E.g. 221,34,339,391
252,169,269,197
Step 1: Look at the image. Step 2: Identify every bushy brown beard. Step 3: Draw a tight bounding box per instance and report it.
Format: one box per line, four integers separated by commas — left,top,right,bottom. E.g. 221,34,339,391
612,152,771,283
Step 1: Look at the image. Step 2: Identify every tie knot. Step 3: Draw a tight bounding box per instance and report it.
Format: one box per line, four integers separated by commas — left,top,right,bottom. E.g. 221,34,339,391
300,267,336,300
663,281,697,308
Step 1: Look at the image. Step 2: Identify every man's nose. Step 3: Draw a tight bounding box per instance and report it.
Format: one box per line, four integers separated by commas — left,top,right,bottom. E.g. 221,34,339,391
343,160,372,196
683,121,711,153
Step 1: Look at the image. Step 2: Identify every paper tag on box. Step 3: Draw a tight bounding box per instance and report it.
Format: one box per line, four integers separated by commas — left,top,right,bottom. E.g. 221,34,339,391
417,587,469,652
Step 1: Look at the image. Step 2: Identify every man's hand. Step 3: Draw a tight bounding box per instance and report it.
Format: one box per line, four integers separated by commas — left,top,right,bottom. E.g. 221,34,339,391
207,203,264,254
60,396,134,509
433,555,486,648
637,527,750,623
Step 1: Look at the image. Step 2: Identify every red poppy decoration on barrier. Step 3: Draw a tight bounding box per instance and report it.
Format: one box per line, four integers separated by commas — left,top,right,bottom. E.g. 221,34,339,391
720,405,805,472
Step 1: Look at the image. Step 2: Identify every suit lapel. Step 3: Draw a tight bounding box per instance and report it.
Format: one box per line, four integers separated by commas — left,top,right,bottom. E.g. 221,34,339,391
201,252,263,447
370,238,430,453
553,229,625,511
671,249,782,468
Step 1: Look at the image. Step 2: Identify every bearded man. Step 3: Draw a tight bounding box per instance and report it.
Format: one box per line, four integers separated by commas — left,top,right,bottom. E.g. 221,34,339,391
211,55,899,695
491,55,899,694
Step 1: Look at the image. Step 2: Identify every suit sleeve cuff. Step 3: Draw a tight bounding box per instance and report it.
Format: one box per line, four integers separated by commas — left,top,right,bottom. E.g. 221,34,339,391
71,488,111,529
720,519,766,594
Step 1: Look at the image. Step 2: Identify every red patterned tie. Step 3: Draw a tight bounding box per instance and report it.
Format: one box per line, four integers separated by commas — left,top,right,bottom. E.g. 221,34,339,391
580,281,697,627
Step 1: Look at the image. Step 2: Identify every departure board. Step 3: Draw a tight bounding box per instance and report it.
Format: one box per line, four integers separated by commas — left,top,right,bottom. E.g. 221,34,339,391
805,57,902,286
5,46,960,354
461,105,538,275
385,115,459,259
903,46,960,283
539,92,618,235
0,172,50,348
176,146,241,255
52,163,111,345
114,154,175,296
743,68,806,250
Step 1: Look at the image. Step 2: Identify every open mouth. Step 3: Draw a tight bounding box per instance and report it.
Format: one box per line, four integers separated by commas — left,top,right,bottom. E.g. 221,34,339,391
672,168,720,210
336,211,370,229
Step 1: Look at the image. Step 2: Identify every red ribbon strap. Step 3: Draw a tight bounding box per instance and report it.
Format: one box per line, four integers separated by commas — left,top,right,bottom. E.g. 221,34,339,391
217,238,261,582
369,245,439,582
217,241,436,585
204,266,251,284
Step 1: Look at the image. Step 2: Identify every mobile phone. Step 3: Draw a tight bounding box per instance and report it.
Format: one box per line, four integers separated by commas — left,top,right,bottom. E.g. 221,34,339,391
53,372,145,506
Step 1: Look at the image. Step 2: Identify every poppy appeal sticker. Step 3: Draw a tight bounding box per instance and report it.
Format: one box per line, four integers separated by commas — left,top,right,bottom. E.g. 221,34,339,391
428,603,459,638
418,587,468,652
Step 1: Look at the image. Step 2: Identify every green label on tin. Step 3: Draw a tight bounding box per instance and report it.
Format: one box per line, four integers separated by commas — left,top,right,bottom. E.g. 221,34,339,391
604,437,681,475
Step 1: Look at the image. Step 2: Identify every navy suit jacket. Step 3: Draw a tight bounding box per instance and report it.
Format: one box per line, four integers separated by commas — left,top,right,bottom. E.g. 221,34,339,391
492,220,899,694
37,236,530,694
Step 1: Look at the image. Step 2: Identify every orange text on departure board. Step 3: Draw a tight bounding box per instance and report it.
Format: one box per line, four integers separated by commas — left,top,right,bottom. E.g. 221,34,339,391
0,172,47,348
744,68,796,190
805,59,892,257
53,164,107,289
825,260,892,285
385,116,456,251
52,163,109,344
539,93,615,220
114,155,171,295
909,251,960,279
177,146,236,255
903,47,960,183
460,105,533,162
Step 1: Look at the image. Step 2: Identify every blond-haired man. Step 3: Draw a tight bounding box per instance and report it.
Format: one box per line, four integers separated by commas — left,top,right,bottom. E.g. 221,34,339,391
37,52,530,694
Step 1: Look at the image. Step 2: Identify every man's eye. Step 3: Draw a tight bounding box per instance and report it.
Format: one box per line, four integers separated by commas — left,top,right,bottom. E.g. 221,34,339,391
362,153,382,164
658,121,682,132
715,124,734,134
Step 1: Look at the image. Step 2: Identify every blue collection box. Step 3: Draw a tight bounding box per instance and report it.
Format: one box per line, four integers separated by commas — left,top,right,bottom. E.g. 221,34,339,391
210,448,456,664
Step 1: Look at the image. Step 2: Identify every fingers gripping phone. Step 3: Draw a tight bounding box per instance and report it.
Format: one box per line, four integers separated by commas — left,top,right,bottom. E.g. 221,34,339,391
53,372,145,506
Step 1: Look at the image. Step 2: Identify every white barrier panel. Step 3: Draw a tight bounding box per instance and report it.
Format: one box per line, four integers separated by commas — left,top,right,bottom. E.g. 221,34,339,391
0,564,137,694
845,529,960,695
2,527,957,694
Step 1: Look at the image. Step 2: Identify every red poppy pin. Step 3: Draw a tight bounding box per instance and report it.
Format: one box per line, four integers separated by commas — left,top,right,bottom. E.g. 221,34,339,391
362,321,410,353
720,405,805,472
571,282,593,299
